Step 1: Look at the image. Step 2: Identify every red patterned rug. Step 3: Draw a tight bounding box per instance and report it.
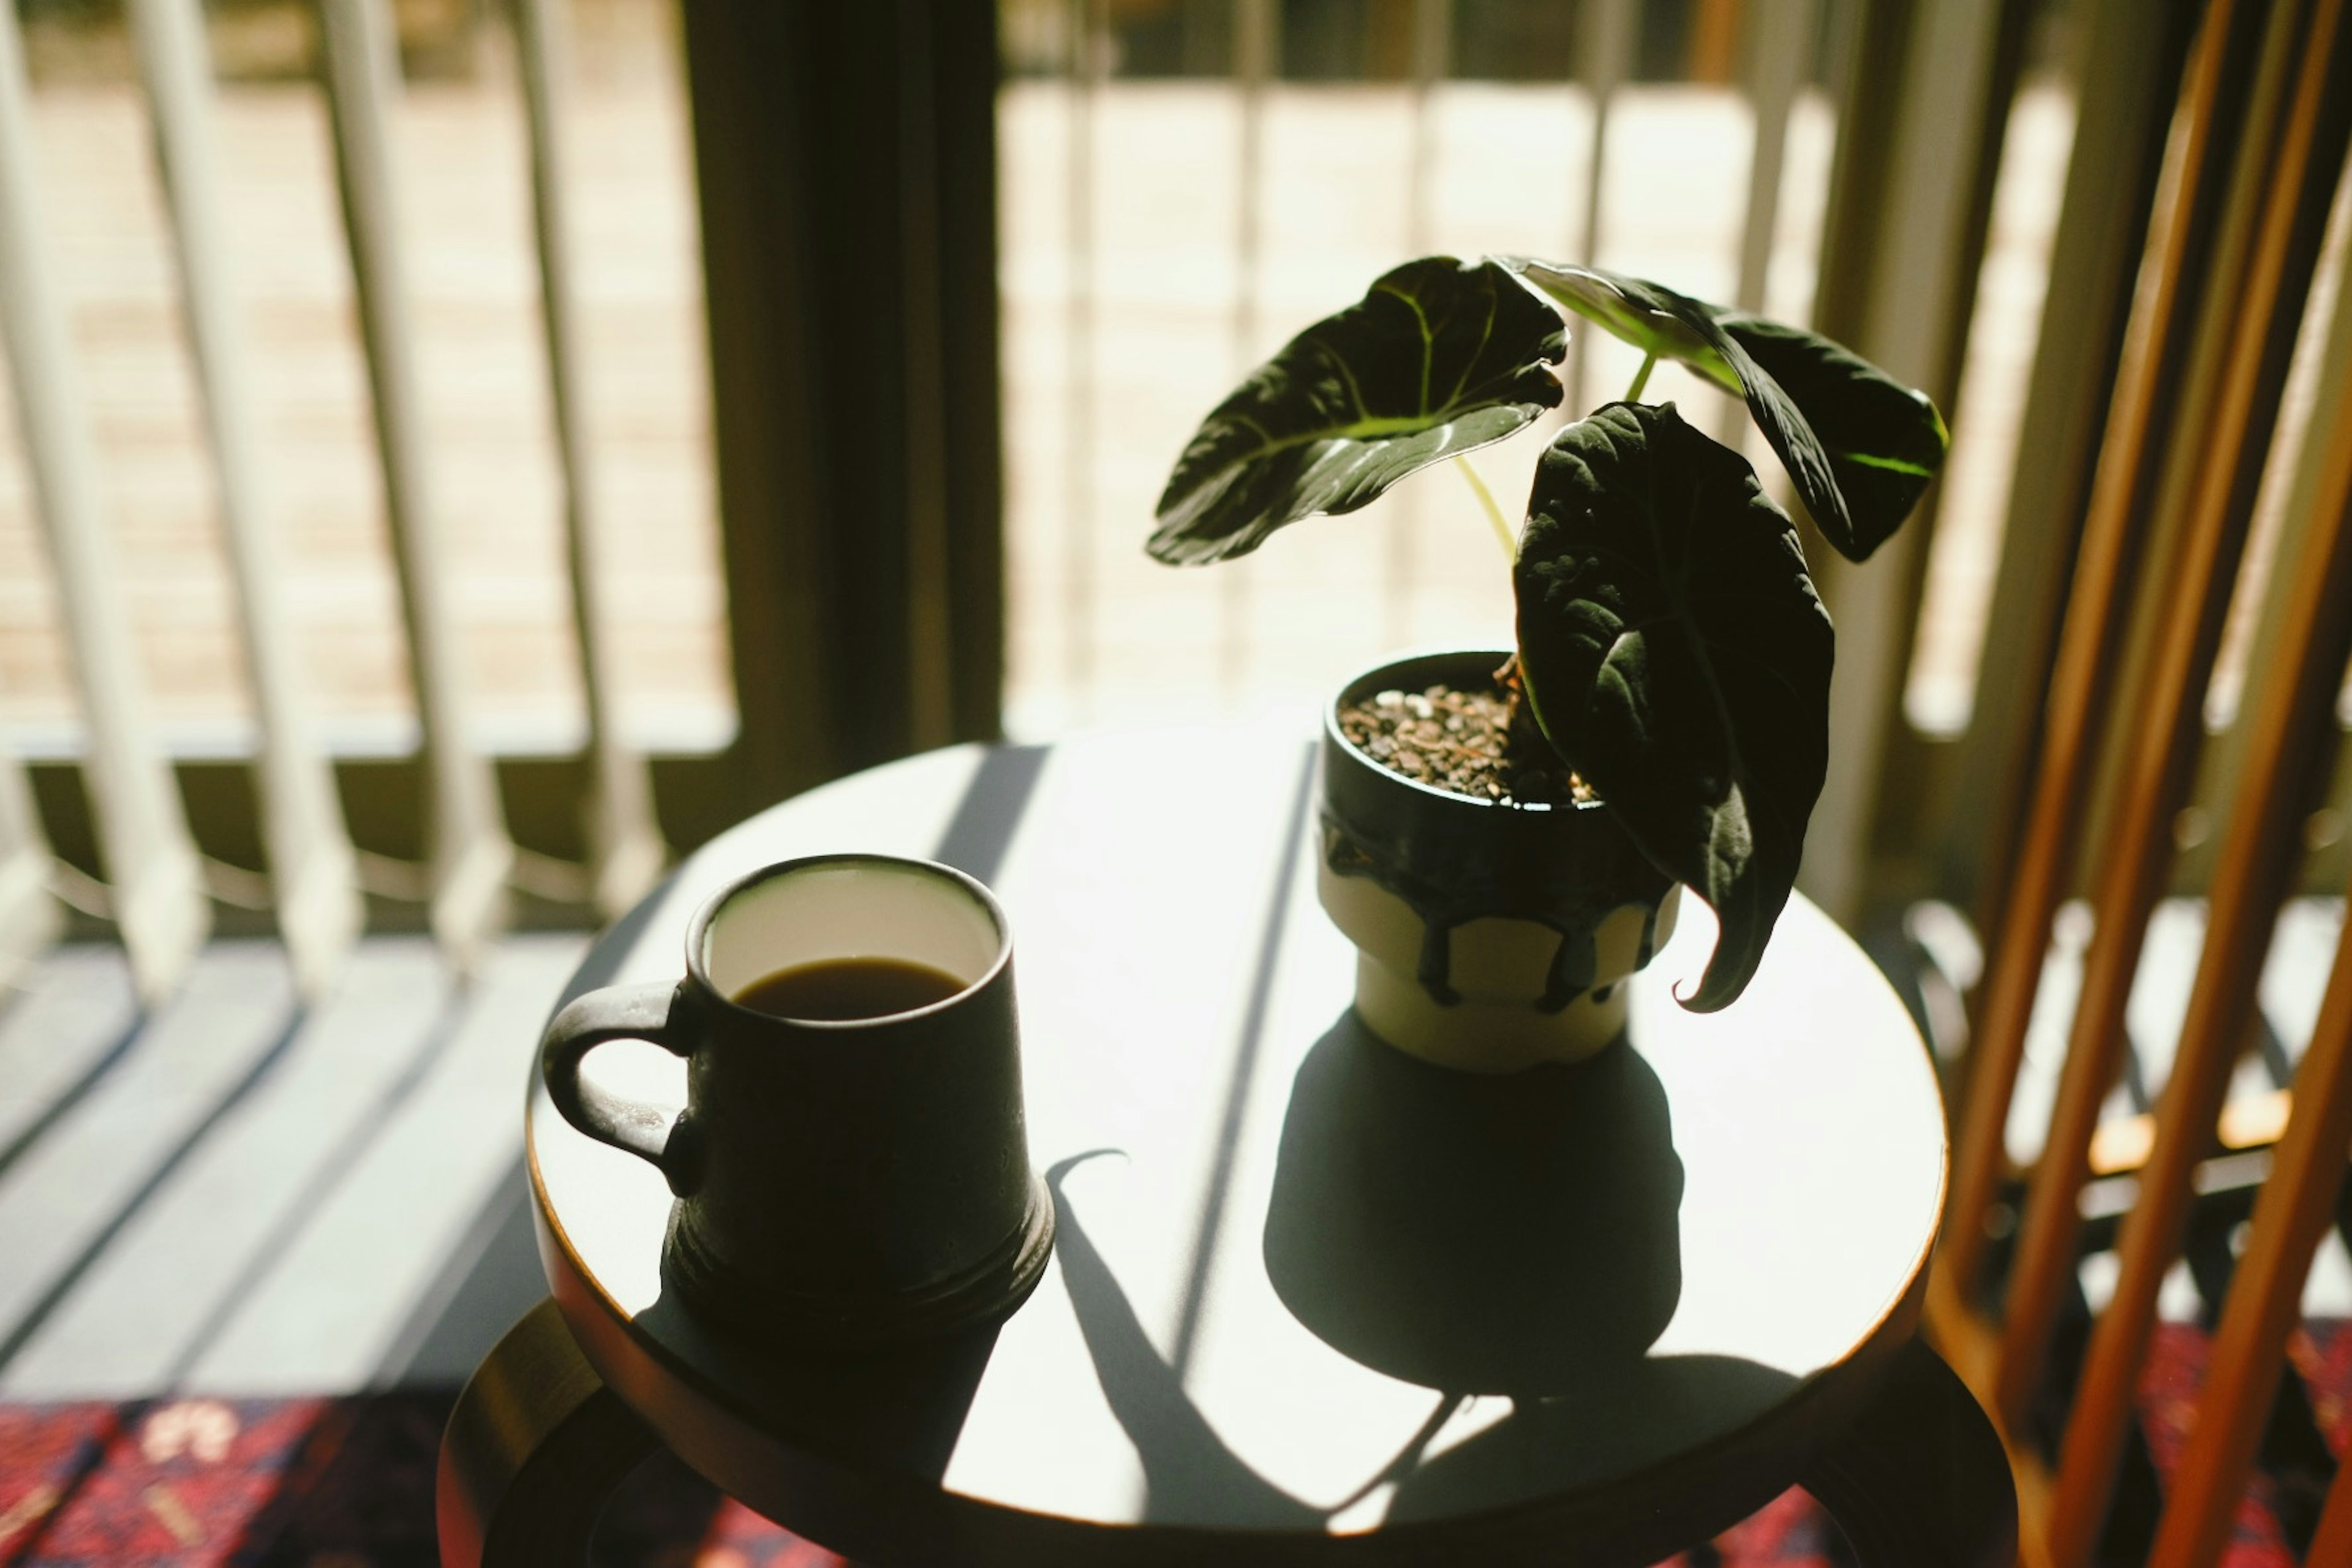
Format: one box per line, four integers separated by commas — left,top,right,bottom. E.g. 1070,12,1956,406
0,1323,2343,1566
0,1392,1835,1566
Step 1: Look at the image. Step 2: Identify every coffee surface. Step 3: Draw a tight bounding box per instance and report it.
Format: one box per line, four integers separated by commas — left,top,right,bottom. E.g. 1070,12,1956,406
733,956,969,1020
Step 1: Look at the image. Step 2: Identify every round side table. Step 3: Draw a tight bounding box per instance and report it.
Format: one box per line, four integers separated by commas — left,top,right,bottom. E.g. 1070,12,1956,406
437,729,2015,1566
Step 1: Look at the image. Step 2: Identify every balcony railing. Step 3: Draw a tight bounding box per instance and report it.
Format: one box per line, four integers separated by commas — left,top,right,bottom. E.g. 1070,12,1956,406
0,0,2346,999
0,0,715,999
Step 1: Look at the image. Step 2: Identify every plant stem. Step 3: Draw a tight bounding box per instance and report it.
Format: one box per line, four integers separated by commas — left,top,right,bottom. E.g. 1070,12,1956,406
1452,455,1516,560
1625,350,1658,403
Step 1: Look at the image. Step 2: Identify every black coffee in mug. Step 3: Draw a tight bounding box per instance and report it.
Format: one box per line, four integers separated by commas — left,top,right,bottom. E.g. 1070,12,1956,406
540,854,1055,1344
733,956,969,1021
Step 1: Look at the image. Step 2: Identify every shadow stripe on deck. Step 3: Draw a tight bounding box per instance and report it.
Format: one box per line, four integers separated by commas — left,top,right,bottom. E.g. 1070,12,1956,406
0,1005,308,1375
0,948,139,1183
0,938,588,1400
0,947,298,1370
0,943,464,1395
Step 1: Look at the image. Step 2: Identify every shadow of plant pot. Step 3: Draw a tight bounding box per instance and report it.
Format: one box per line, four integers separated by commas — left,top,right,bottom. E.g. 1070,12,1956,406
1319,648,1678,1072
1262,1008,1683,1397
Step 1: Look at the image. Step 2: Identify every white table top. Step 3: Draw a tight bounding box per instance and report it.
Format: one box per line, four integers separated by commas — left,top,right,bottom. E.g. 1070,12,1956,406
528,726,1947,1563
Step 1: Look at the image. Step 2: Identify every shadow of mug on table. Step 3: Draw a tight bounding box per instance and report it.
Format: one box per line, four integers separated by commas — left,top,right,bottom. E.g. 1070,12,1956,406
538,854,1057,1346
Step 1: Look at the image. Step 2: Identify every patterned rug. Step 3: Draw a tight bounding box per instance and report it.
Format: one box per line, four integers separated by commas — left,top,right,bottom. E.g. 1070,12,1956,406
0,1324,2344,1566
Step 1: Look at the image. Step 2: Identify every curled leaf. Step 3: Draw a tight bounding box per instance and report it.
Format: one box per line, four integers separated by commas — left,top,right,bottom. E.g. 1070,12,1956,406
1149,256,1566,565
1513,402,1833,1011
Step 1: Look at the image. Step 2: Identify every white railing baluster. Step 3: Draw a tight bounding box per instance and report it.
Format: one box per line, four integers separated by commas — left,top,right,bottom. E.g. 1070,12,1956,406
1568,0,1637,412
127,0,362,998
1223,0,1275,699
0,0,208,1002
890,2,957,755
1726,0,1815,442
317,0,512,967
1387,0,1451,646
1733,0,1814,313
1066,0,1103,722
0,750,58,994
513,0,665,916
1801,0,2015,924
1405,0,1449,256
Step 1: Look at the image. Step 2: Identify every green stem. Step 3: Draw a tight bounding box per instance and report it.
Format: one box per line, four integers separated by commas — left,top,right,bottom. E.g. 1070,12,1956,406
1453,455,1516,560
1625,350,1658,403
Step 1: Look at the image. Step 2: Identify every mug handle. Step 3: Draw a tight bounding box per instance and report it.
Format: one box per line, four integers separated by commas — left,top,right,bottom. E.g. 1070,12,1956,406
540,981,704,1195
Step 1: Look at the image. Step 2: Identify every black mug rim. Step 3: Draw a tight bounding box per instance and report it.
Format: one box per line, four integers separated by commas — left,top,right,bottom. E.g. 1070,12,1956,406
683,852,1014,1031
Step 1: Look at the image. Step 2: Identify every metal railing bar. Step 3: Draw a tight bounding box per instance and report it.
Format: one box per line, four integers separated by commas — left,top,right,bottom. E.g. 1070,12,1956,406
316,0,513,969
1405,0,1446,256
0,0,208,1003
45,861,113,922
1935,0,2199,925
1807,0,1909,353
127,0,363,998
198,858,277,913
1799,0,2029,927
1231,0,1271,350
1566,0,1635,412
892,0,957,757
1221,0,1274,702
1065,0,1103,723
0,753,58,995
352,849,434,905
1725,0,1812,444
511,0,666,918
505,846,594,906
1387,0,1450,647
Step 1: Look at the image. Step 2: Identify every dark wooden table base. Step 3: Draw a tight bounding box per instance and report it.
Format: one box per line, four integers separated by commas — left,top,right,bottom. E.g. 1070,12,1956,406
437,1300,658,1568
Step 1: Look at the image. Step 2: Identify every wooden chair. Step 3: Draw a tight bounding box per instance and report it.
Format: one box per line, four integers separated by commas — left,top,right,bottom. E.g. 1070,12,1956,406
1921,0,2352,1561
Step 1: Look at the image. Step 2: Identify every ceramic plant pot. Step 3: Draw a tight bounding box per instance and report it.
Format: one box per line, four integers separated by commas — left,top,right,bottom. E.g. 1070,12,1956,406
1318,648,1679,1073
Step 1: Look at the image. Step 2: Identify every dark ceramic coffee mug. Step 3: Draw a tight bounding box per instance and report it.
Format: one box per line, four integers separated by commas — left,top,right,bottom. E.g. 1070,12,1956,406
540,853,1055,1344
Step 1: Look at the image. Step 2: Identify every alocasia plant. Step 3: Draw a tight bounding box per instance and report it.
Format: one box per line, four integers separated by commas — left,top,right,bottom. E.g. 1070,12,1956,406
1150,254,1948,1011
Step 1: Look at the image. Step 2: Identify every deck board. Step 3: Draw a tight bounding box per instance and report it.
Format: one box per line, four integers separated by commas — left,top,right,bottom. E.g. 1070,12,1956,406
0,940,450,1399
181,934,584,1395
0,944,137,1164
0,863,2337,1398
0,943,295,1363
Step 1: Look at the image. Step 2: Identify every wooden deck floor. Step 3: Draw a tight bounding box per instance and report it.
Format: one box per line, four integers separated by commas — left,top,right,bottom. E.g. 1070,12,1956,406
0,933,580,1401
0,876,2343,1401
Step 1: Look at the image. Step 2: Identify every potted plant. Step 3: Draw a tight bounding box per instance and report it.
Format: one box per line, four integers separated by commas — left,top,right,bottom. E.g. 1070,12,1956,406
1148,255,1947,1071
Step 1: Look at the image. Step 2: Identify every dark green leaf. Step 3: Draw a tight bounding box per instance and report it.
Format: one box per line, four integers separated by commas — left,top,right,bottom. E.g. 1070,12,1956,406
1513,402,1833,1012
1148,256,1566,564
1714,312,1950,559
1502,258,1947,562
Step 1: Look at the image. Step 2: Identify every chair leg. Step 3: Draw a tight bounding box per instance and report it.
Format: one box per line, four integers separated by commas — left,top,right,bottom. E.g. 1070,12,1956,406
1799,1338,2019,1568
437,1297,662,1568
